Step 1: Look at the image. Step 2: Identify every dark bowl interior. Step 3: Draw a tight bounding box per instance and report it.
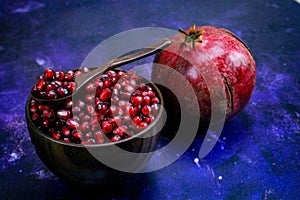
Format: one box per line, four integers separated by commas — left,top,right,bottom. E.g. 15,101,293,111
25,68,165,186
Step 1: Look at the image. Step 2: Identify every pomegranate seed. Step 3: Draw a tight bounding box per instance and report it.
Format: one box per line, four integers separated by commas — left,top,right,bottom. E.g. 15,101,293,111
86,104,95,115
57,109,70,120
131,96,142,104
63,138,70,143
42,109,53,118
36,80,46,91
97,103,108,115
61,126,71,137
31,112,40,121
66,118,79,130
114,83,121,90
99,88,112,101
110,135,121,142
95,131,104,144
47,90,57,99
85,132,93,138
30,104,37,112
66,82,76,93
85,83,96,92
64,70,74,81
46,84,57,92
103,79,113,88
102,121,113,134
77,100,85,108
44,68,55,81
125,85,134,93
55,70,65,81
65,99,73,109
74,70,82,77
151,97,160,104
57,87,67,97
121,92,131,99
80,122,90,132
142,96,151,105
42,119,50,128
72,130,82,143
128,105,140,116
52,131,61,140
132,116,143,125
141,105,151,116
85,94,93,102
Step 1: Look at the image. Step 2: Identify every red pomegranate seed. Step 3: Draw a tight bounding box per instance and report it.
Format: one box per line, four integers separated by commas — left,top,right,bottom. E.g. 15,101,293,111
63,138,70,143
102,121,113,134
86,104,95,115
110,135,121,142
30,104,37,113
31,112,40,121
44,68,55,81
47,90,57,99
55,70,65,81
52,131,61,140
80,122,90,132
42,119,50,128
99,88,112,101
61,126,71,137
42,109,53,118
66,118,79,129
142,96,151,105
57,109,70,120
125,85,134,93
66,82,76,93
141,105,151,116
64,70,74,81
151,97,160,104
121,92,131,99
72,130,82,142
36,80,46,91
85,132,93,138
103,79,113,88
46,84,57,92
85,94,93,102
132,116,143,125
65,99,73,109
85,83,96,92
128,105,140,116
131,96,142,104
95,131,104,144
74,70,82,77
77,100,86,108
113,116,122,125
136,122,148,131
96,103,108,115
56,87,67,97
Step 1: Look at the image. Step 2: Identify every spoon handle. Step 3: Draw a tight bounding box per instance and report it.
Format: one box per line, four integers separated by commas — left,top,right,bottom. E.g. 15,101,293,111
75,38,172,88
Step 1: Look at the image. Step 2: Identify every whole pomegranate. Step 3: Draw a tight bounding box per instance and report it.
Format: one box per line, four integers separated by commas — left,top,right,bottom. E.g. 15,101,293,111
152,24,256,120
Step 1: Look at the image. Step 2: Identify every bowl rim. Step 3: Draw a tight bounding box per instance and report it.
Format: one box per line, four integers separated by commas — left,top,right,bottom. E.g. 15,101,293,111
25,78,164,148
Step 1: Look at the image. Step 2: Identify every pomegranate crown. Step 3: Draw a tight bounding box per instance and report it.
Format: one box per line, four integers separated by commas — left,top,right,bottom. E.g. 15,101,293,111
178,24,204,50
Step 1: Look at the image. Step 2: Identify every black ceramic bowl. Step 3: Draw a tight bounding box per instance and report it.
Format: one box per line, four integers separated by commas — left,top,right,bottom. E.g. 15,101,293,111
25,70,164,186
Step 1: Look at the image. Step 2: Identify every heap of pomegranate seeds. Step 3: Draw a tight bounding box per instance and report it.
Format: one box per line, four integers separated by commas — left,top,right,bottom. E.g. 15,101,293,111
29,68,160,144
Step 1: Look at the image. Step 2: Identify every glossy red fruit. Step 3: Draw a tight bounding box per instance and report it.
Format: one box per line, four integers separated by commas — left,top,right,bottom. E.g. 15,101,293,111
153,24,256,120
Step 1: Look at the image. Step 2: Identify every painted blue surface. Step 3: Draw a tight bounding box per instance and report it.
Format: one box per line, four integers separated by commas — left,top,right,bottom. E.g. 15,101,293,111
0,0,299,199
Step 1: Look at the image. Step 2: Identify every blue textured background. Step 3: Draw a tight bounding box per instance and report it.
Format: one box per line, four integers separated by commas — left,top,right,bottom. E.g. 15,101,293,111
0,0,299,199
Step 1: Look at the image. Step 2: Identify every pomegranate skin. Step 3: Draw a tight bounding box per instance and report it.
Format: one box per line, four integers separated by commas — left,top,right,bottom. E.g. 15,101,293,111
152,25,256,120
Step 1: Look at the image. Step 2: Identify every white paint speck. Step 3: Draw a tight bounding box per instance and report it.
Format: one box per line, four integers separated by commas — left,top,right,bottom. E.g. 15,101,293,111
218,176,223,180
8,152,19,162
194,158,200,167
35,57,46,65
